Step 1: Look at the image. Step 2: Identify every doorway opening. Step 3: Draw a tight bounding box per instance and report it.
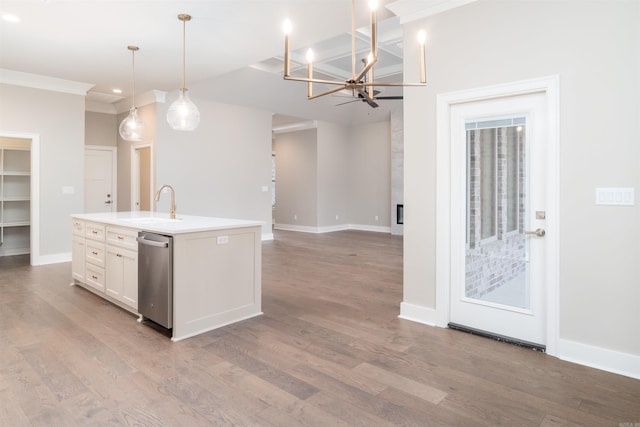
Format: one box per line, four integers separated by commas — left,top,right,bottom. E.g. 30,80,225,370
131,143,153,212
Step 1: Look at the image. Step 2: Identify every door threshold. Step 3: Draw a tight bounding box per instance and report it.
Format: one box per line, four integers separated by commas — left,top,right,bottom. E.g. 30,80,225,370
448,323,546,352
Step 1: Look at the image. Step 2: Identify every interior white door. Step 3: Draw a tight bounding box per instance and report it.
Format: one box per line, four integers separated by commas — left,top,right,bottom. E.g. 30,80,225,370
449,92,547,347
85,148,115,213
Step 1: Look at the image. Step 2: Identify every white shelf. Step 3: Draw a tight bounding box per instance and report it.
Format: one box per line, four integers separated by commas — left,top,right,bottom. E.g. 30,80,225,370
2,171,30,176
1,145,31,257
1,221,30,227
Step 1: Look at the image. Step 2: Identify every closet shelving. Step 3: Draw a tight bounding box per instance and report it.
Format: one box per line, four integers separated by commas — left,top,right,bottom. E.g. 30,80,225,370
1,143,31,256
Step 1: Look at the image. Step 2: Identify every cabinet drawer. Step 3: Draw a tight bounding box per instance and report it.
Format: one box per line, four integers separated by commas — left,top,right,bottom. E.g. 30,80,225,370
72,219,85,236
85,263,105,292
85,240,105,268
106,226,138,251
85,222,106,241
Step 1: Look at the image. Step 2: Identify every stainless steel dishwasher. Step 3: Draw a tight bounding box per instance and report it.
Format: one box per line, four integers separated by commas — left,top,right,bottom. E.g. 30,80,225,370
137,231,173,329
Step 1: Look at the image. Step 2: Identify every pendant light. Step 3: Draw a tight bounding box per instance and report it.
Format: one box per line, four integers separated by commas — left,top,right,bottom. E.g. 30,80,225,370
119,46,146,141
166,13,200,131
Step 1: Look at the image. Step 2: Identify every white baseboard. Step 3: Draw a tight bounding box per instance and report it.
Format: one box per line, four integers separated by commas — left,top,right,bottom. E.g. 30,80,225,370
34,252,71,266
348,224,392,233
261,232,274,241
274,223,391,234
558,338,640,380
398,302,437,326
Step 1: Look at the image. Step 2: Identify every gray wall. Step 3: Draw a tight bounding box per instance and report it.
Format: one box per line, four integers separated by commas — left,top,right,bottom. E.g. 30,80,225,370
317,122,349,228
85,111,116,146
273,128,318,228
348,120,391,228
0,84,85,259
273,119,391,232
402,0,639,358
155,93,273,237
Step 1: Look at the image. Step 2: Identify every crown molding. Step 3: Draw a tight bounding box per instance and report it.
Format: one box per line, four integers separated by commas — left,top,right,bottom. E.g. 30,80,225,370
386,0,477,24
86,101,117,114
0,68,94,95
114,90,167,114
272,120,318,135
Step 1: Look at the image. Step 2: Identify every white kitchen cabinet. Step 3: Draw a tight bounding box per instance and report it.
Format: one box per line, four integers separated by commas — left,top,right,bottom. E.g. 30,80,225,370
71,220,139,314
71,235,85,281
83,221,105,293
105,226,138,310
71,219,85,281
0,142,31,257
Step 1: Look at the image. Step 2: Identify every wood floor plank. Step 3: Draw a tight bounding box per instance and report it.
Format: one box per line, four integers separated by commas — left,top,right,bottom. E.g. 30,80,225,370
0,230,638,426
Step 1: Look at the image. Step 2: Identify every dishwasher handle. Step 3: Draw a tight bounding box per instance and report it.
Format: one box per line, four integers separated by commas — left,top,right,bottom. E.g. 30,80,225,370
136,236,169,248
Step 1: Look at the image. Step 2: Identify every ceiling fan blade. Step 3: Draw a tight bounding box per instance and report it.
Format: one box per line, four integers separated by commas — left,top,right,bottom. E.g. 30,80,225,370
373,96,403,100
335,99,360,106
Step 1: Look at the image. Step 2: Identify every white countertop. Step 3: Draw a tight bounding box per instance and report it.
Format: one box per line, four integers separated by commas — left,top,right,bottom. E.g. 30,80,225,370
72,211,263,235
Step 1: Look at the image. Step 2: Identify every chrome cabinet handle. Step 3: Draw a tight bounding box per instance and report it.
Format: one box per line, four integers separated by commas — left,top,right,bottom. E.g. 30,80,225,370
525,228,546,237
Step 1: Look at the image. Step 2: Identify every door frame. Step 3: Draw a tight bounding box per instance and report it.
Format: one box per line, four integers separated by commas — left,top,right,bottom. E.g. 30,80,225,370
435,76,560,356
84,146,117,212
130,142,154,212
0,130,39,265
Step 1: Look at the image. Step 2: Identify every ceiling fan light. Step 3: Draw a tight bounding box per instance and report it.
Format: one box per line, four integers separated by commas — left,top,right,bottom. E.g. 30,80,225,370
166,89,200,131
119,107,145,141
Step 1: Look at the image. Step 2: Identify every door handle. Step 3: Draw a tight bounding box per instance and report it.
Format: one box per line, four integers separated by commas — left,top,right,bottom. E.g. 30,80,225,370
525,228,545,237
104,200,112,204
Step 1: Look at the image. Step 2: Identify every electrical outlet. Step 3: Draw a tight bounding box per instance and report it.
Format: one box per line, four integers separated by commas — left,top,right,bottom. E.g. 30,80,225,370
294,214,297,221
216,235,229,245
375,215,379,221
335,214,339,220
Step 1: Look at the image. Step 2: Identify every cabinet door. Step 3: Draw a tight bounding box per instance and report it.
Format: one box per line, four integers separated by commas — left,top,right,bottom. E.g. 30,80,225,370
121,248,138,310
106,246,138,310
72,236,85,281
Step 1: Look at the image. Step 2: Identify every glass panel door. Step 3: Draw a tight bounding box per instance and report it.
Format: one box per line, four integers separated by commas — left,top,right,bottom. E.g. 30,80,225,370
465,118,529,310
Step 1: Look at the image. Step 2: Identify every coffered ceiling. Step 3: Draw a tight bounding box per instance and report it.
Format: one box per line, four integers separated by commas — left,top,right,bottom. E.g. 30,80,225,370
0,0,473,124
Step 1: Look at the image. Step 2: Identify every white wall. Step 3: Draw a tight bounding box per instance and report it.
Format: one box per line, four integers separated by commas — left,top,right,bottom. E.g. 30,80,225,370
155,93,273,238
0,84,85,259
402,0,639,369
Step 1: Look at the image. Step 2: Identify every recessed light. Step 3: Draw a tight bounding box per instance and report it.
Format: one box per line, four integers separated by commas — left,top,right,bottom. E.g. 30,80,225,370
2,13,21,23
112,89,122,94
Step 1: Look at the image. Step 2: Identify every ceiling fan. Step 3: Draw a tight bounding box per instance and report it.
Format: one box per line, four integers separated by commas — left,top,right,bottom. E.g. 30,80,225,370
335,90,402,108
335,59,403,108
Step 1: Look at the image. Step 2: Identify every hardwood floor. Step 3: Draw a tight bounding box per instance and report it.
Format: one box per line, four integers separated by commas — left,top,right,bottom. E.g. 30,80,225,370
1,229,638,426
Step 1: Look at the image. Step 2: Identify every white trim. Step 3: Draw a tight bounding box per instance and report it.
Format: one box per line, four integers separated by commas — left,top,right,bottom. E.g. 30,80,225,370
0,68,93,95
85,101,117,114
399,302,437,326
273,223,391,234
0,130,40,266
261,233,274,241
37,252,71,265
386,0,477,24
115,90,167,114
558,339,640,380
272,120,317,135
435,75,560,355
84,146,117,212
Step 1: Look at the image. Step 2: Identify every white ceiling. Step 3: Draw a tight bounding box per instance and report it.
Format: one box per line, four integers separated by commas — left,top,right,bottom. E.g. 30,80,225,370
0,0,468,124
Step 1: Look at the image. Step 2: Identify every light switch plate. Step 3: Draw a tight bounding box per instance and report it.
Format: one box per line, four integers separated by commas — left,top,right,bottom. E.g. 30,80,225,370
595,188,635,206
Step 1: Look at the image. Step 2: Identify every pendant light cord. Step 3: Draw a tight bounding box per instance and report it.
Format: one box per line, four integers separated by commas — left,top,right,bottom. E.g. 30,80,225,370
182,16,186,91
131,48,136,107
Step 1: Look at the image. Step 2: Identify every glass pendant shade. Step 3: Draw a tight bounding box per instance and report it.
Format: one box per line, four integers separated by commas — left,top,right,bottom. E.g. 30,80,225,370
166,89,200,131
119,107,145,141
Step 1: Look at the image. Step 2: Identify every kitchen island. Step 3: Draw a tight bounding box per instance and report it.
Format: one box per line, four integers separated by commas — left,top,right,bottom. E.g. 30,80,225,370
71,211,262,341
